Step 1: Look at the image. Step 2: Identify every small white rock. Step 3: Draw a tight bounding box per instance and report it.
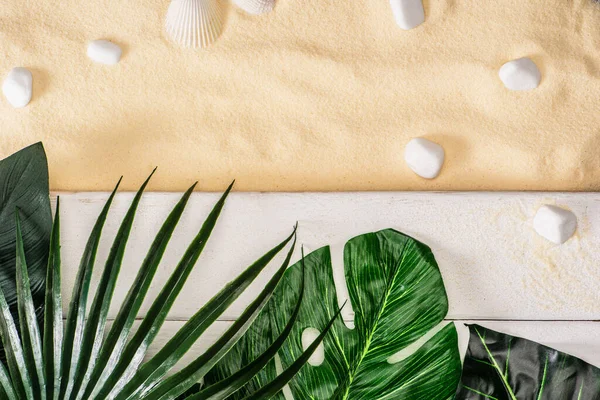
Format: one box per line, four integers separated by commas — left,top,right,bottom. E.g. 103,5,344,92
404,138,445,179
390,0,425,30
87,40,122,65
2,67,33,108
499,57,541,91
533,205,577,244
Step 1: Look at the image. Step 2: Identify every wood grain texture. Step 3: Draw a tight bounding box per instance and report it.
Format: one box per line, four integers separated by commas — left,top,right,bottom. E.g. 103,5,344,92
53,192,600,323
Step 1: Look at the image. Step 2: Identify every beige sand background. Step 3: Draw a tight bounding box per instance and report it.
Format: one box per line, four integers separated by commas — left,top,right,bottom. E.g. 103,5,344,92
1,0,600,191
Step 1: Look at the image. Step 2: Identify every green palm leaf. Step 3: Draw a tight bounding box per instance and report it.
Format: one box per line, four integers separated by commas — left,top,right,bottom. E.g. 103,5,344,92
0,152,350,400
207,229,462,400
456,325,600,400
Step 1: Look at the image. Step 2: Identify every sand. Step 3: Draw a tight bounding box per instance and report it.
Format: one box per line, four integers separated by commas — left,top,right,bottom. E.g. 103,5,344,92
1,0,600,192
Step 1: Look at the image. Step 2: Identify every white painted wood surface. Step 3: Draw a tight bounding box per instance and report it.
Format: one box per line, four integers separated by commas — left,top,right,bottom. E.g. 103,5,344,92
52,191,600,369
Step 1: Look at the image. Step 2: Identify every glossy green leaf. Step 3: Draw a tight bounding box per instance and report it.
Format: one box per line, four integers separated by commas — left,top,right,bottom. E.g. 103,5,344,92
0,143,52,327
456,324,600,400
67,169,155,400
15,212,46,400
80,182,198,400
191,255,307,400
58,178,122,400
43,198,62,400
91,182,234,400
242,302,344,400
138,229,297,400
208,229,462,400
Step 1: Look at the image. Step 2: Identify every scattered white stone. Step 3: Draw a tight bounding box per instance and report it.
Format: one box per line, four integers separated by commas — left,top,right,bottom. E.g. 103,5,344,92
533,205,577,244
2,67,33,108
390,0,425,30
404,138,445,179
302,328,324,366
87,40,122,65
499,57,541,91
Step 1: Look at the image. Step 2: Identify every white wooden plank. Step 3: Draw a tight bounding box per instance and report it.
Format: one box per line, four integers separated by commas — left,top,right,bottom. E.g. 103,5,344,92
146,320,600,374
53,192,600,321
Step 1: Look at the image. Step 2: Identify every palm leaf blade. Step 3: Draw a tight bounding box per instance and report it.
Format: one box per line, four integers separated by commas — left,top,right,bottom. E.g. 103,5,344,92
242,303,344,400
192,257,307,400
81,182,197,400
91,182,234,400
58,179,122,400
43,198,62,400
68,170,155,400
138,229,298,400
15,211,46,399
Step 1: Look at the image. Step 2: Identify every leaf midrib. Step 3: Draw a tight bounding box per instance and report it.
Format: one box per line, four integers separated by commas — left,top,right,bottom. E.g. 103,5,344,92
340,242,410,399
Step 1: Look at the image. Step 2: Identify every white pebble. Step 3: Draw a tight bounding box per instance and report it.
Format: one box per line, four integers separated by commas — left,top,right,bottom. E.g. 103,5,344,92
2,67,33,108
390,0,425,30
87,40,122,65
499,57,541,91
404,138,445,179
533,205,577,244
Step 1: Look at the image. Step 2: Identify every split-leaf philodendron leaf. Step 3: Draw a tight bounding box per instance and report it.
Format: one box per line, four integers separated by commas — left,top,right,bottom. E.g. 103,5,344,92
0,143,51,321
456,324,600,400
206,229,462,399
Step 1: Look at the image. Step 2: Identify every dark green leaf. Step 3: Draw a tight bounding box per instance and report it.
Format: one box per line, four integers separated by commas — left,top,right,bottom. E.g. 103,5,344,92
15,211,46,399
138,228,297,400
455,324,600,400
68,169,155,400
58,178,122,400
0,143,52,329
208,229,462,399
92,182,233,400
242,302,344,400
191,253,307,400
81,182,198,400
43,198,62,400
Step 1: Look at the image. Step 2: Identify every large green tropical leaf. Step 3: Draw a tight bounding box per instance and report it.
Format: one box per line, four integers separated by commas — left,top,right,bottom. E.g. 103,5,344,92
207,229,462,400
456,324,600,400
0,143,52,320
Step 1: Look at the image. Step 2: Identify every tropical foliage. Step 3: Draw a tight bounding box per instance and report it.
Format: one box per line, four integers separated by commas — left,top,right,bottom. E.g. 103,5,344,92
207,229,462,399
0,169,338,400
0,143,52,323
456,324,600,400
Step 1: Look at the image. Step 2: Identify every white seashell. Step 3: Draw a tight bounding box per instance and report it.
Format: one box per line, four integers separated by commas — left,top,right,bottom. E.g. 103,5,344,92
233,0,275,15
165,0,224,48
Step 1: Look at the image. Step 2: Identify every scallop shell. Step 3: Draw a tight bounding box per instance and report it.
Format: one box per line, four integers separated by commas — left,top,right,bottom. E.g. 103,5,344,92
233,0,275,15
165,0,224,48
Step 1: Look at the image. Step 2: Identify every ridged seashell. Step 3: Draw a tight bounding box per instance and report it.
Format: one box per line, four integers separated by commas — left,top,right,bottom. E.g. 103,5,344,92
233,0,275,15
165,0,224,48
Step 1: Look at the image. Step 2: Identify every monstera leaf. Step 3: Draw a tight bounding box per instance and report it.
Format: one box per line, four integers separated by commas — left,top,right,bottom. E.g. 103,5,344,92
0,143,51,319
206,229,462,399
456,325,600,400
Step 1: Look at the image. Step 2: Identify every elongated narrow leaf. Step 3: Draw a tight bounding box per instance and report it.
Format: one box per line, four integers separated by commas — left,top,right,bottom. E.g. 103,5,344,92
0,276,34,399
0,361,17,400
43,198,62,400
243,303,344,400
92,183,234,400
0,143,52,337
58,178,122,400
68,170,155,400
208,229,462,399
192,257,306,400
15,211,46,399
81,182,197,400
137,229,298,400
456,325,600,400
